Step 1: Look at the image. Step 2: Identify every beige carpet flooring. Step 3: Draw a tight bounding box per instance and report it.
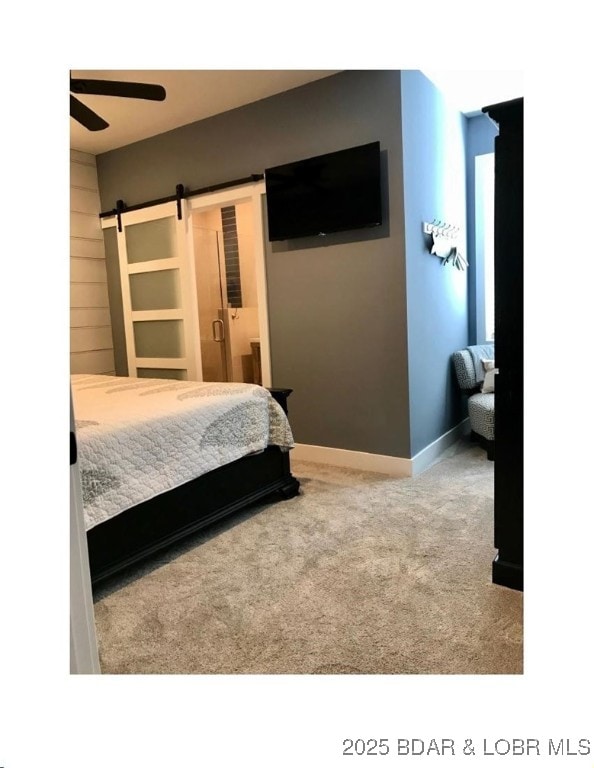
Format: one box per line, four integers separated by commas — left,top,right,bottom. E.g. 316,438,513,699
93,437,523,674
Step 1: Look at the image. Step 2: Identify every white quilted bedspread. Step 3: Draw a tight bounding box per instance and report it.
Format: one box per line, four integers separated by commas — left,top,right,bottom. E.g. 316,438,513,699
71,374,294,530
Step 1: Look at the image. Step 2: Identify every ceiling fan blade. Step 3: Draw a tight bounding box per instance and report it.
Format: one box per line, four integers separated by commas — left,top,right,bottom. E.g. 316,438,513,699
70,94,109,131
70,78,166,101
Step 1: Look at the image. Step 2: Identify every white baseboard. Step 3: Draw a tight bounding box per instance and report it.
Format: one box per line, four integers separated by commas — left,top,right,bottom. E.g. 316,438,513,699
291,443,412,477
410,418,470,476
292,419,470,478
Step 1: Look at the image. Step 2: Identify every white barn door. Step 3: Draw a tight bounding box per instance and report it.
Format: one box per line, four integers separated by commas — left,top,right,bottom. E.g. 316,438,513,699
102,200,201,381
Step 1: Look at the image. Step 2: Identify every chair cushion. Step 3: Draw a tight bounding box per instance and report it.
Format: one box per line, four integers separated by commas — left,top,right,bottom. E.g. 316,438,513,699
468,393,495,441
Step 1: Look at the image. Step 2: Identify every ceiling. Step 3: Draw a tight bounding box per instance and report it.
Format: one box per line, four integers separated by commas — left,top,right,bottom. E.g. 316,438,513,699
421,69,523,115
70,70,523,156
70,70,341,154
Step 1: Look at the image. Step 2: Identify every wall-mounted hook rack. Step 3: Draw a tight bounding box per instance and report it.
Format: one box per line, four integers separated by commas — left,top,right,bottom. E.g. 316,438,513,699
423,220,460,239
422,220,467,270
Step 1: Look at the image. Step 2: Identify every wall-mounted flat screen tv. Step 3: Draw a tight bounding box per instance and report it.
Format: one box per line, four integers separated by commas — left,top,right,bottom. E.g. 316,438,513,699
265,141,382,241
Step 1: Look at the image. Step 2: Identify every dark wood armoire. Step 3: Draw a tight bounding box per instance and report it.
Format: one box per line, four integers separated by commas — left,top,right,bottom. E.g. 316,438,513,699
482,97,524,591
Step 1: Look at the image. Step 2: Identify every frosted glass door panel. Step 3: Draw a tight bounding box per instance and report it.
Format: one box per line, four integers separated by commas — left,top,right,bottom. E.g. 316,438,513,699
137,368,188,380
126,217,177,264
133,320,184,358
129,269,181,311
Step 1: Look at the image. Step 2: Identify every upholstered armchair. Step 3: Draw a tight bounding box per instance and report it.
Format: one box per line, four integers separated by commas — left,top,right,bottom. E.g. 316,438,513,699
452,345,495,460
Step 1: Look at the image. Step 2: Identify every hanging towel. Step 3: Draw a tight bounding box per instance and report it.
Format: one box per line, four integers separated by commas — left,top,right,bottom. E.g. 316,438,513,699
467,344,495,383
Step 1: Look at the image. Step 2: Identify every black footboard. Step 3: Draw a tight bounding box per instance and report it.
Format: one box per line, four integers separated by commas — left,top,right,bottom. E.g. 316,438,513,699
87,446,299,586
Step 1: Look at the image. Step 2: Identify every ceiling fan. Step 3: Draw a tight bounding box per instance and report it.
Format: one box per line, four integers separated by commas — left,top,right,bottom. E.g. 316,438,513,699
70,76,167,131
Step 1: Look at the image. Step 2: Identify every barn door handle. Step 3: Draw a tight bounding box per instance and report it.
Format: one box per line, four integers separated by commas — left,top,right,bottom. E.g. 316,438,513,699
212,319,225,342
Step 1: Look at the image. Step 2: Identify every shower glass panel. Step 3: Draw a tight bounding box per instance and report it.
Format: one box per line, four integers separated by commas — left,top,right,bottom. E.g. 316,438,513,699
193,225,228,382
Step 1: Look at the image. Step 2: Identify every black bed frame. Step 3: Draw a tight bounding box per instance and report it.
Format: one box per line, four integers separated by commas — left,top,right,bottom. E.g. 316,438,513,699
86,388,300,586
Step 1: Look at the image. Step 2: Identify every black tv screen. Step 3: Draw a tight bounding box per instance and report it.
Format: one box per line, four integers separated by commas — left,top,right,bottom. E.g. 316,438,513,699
265,141,382,241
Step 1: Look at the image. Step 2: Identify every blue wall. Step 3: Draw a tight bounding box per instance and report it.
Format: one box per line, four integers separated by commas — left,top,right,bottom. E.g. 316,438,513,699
466,113,499,344
400,71,469,456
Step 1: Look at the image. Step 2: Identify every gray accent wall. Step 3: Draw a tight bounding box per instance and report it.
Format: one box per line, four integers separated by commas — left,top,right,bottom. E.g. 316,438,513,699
97,71,411,458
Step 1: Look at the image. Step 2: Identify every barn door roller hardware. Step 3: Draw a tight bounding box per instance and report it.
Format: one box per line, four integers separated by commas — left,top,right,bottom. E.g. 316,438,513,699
176,184,185,220
99,175,264,221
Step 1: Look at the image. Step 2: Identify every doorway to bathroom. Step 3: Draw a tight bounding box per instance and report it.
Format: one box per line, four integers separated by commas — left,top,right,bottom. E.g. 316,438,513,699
188,181,270,386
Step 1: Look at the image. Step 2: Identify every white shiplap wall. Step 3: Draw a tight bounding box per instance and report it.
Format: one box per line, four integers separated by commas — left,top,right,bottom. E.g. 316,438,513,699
70,150,115,375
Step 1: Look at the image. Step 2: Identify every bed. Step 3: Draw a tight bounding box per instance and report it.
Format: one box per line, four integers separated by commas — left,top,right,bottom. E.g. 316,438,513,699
71,374,300,586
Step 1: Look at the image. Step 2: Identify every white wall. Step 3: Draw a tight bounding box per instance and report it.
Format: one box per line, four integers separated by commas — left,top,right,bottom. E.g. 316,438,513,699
70,150,115,375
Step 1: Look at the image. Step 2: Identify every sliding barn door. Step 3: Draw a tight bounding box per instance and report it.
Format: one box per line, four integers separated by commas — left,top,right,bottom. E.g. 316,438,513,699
102,200,201,380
